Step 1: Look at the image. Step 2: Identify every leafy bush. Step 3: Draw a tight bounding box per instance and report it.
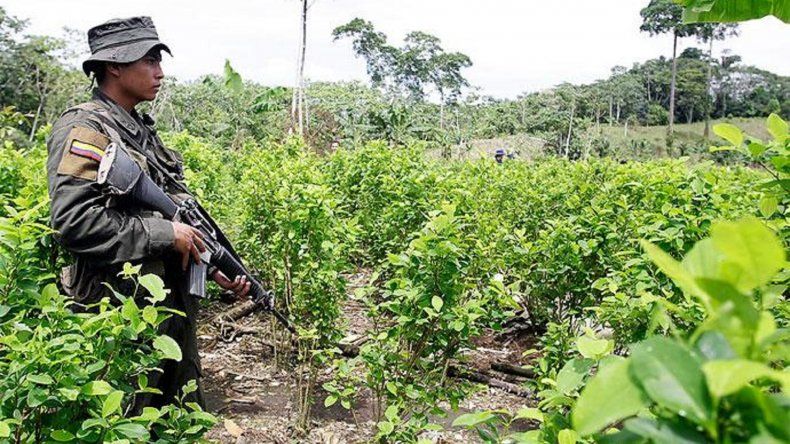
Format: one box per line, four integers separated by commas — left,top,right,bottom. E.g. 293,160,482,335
349,205,513,442
0,200,217,442
572,218,788,442
236,139,356,429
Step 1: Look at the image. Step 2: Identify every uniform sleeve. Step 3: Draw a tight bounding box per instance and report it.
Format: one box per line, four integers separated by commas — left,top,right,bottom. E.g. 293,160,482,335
46,112,175,266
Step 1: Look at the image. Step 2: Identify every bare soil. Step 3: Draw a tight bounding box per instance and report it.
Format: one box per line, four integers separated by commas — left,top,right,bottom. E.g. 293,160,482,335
198,269,539,443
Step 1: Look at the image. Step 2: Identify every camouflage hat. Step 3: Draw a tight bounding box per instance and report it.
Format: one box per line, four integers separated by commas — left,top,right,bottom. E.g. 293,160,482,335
82,16,171,76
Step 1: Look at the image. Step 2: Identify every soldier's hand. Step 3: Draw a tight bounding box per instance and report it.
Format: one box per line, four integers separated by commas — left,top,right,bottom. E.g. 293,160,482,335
172,222,206,271
211,270,251,300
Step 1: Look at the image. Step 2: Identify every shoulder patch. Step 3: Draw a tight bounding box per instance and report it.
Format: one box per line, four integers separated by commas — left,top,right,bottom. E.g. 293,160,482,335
56,126,110,181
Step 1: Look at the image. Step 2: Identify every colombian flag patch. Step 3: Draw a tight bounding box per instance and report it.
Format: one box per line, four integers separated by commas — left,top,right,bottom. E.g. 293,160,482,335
69,140,105,162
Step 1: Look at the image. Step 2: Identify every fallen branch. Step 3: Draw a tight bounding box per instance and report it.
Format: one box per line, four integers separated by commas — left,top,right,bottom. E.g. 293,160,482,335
224,370,270,382
491,362,535,379
213,300,257,324
448,365,531,398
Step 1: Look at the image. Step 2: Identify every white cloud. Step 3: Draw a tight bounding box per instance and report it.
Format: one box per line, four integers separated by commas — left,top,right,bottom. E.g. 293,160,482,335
5,0,789,98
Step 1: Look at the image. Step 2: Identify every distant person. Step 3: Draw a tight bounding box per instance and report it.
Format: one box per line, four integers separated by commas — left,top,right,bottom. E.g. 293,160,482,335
45,17,250,413
494,148,506,164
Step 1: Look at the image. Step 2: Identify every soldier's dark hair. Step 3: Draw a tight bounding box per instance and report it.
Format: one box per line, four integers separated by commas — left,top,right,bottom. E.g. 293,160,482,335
90,62,128,85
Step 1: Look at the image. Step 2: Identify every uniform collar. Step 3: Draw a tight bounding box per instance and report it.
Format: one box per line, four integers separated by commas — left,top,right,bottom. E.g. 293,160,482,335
92,88,141,136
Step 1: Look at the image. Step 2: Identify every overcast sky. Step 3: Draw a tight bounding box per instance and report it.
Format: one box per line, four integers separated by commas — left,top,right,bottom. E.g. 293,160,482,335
5,0,789,99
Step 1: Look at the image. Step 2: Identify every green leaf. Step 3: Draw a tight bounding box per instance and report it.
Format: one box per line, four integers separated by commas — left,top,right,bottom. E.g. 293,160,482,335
641,241,700,301
623,417,707,444
747,141,767,157
385,405,399,421
452,411,497,428
629,337,712,426
102,390,124,418
713,123,744,147
113,422,148,440
223,59,243,93
386,381,398,395
27,373,55,385
556,358,594,395
572,357,649,436
514,407,543,422
153,335,182,362
702,360,779,398
710,218,786,293
0,421,10,438
121,297,139,321
51,429,75,441
759,196,779,218
135,407,161,422
558,429,579,444
324,395,337,407
82,380,113,396
58,388,80,401
694,331,736,361
377,420,395,435
681,0,790,24
138,274,168,304
121,262,142,277
767,113,788,142
576,336,612,360
695,279,760,355
27,387,47,407
142,305,158,325
431,295,443,312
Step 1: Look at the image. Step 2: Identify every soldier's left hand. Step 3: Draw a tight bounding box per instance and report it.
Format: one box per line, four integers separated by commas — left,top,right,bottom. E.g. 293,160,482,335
211,270,251,300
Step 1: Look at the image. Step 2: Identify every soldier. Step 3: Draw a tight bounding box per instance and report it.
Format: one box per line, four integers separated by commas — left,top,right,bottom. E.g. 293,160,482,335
494,148,506,164
46,16,249,411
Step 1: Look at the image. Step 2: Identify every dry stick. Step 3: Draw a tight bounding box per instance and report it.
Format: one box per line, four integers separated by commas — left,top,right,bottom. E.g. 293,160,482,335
447,365,532,398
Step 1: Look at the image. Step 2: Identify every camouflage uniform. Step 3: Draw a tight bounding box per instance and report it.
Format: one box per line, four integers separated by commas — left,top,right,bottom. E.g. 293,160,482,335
46,17,204,410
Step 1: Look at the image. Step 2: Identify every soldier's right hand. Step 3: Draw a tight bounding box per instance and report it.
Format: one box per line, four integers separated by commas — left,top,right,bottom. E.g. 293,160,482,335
172,222,207,271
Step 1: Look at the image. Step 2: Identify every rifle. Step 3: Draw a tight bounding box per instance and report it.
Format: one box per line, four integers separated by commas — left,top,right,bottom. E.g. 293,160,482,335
96,142,296,334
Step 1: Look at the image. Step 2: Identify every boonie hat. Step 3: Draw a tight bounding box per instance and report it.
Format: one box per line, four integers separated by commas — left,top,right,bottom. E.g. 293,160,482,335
82,16,171,76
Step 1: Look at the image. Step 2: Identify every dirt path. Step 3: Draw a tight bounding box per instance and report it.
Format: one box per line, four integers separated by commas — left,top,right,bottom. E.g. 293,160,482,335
198,269,538,443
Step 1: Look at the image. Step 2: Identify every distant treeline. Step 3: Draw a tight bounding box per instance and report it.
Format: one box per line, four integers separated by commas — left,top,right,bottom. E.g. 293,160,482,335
2,6,787,156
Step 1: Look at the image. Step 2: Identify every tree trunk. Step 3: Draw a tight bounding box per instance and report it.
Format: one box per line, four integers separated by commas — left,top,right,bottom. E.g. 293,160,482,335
29,66,44,142
624,118,629,138
703,36,714,139
668,31,678,136
29,98,43,142
439,94,445,130
608,96,613,125
616,101,621,124
565,100,575,158
291,0,308,137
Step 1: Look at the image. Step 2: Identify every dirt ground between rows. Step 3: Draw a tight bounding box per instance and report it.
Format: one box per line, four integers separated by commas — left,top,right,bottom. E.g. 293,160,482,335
198,269,539,443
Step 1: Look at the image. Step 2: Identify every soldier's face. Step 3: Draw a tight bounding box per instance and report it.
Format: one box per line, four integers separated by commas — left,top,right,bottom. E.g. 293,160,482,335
116,52,164,102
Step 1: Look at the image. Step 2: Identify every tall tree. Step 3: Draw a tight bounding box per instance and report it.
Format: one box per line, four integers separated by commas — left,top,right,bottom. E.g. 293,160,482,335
291,0,311,137
333,17,471,125
697,23,739,138
640,0,703,137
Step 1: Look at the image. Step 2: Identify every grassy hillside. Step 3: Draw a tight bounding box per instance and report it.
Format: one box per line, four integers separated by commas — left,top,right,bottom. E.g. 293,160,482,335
454,117,769,161
595,117,769,159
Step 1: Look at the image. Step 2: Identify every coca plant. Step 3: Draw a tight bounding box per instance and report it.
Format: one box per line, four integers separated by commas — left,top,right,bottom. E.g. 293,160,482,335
572,217,788,442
